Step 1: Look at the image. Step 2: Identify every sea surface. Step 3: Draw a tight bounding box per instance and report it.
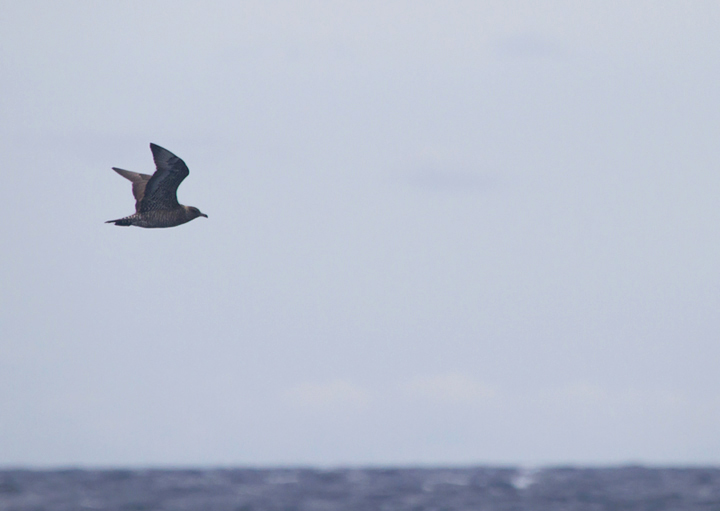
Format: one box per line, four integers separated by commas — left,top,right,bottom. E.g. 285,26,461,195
1,466,719,510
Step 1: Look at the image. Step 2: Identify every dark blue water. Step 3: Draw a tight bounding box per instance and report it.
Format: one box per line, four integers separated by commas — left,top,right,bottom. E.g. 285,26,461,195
1,466,719,510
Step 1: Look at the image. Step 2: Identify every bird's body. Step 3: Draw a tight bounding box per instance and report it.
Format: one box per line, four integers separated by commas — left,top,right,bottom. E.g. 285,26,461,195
106,144,207,228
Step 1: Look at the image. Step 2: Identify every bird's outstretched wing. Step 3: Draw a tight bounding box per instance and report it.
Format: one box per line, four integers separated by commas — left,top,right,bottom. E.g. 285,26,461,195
140,143,190,212
112,168,152,212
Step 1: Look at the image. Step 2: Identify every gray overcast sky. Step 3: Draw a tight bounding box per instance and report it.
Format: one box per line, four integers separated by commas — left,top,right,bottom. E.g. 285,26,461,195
2,0,720,467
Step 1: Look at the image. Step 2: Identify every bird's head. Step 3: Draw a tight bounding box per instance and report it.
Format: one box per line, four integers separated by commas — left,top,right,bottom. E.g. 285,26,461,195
185,206,208,220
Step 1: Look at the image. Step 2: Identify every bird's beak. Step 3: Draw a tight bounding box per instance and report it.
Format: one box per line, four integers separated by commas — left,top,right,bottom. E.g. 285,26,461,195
201,213,208,218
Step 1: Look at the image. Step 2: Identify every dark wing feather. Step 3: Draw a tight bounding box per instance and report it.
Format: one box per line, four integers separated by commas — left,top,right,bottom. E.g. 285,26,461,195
139,143,190,212
112,168,152,212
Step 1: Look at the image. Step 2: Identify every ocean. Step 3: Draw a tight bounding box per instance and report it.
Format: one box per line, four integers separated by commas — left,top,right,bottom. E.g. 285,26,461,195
1,466,719,510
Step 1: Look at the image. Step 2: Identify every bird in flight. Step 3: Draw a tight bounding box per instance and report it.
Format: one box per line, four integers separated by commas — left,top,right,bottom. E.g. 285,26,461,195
106,143,208,228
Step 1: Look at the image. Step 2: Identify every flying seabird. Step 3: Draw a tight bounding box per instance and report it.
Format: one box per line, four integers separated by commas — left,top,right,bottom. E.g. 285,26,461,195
106,143,208,228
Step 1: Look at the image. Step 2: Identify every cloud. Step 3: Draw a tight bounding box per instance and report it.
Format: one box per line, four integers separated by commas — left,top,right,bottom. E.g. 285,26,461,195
283,380,371,409
536,383,691,412
405,167,496,192
493,33,567,60
401,373,499,405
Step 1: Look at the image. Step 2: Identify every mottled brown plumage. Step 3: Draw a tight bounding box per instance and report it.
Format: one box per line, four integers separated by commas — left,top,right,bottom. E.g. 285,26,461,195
106,144,208,228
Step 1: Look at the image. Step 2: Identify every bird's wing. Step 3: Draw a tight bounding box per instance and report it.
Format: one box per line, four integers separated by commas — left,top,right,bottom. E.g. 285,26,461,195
140,143,190,212
112,168,152,212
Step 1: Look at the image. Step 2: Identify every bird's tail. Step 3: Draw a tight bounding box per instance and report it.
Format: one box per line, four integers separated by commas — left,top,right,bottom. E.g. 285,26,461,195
105,216,134,226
